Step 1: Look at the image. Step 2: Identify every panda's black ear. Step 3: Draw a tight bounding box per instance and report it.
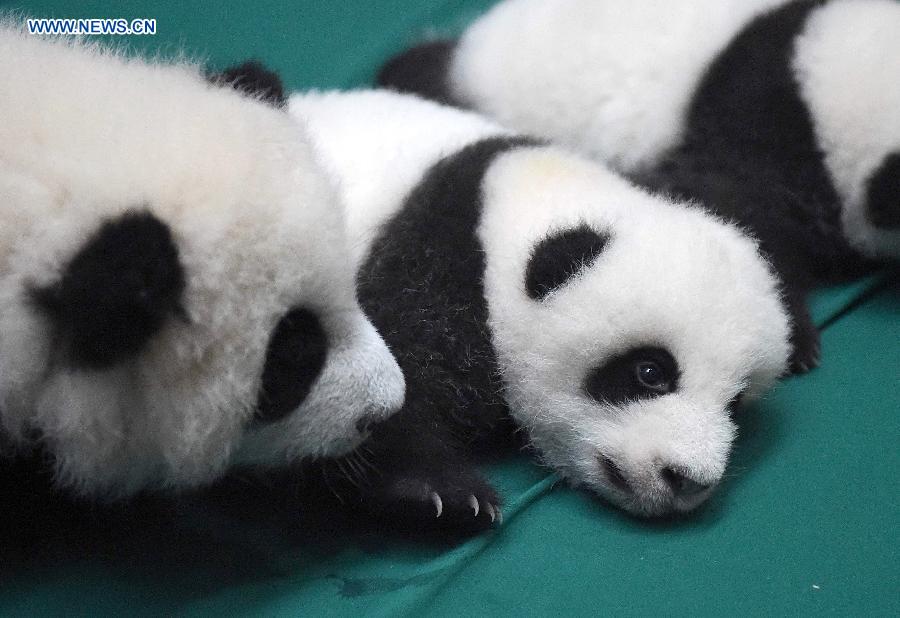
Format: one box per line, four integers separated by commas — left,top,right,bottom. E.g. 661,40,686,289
377,40,459,105
866,151,900,229
525,224,610,300
210,60,286,108
32,210,185,369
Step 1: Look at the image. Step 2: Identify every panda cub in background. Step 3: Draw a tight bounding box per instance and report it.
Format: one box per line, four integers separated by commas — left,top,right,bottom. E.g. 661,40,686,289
290,89,791,529
0,26,404,501
379,0,900,372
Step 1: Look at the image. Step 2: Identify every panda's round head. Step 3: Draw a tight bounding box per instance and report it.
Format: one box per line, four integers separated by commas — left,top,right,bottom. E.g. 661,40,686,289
0,29,404,497
479,147,791,516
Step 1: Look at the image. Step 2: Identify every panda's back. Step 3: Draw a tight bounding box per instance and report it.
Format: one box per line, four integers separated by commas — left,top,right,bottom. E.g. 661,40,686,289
448,0,789,171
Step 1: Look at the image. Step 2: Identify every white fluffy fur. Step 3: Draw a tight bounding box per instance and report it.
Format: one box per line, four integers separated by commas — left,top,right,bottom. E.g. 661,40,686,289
793,0,900,259
289,89,511,270
291,90,791,516
449,0,788,172
0,26,404,497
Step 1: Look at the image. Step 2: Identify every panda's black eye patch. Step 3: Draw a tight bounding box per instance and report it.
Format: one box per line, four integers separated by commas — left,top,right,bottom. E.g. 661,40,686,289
584,347,679,406
525,224,609,300
31,209,184,369
254,307,328,424
865,151,900,229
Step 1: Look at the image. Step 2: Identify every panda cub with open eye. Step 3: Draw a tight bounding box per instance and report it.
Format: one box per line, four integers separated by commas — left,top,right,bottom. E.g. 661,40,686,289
0,26,404,500
379,0,900,373
290,89,791,530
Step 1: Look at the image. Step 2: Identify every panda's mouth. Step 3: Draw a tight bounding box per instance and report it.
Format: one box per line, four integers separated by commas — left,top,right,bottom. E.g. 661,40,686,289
598,456,632,494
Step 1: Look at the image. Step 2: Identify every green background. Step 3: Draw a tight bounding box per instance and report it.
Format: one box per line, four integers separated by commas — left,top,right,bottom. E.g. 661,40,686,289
2,1,898,615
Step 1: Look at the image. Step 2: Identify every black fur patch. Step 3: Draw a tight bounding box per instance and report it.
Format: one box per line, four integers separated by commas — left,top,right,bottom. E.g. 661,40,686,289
377,40,459,105
322,136,535,532
211,60,286,108
684,1,831,196
255,308,328,423
865,152,900,230
525,224,609,300
584,347,679,406
32,210,184,369
667,0,867,282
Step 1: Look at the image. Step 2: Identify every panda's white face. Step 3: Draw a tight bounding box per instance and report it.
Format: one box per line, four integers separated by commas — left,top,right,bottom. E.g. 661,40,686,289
0,29,404,498
0,142,405,499
479,148,790,516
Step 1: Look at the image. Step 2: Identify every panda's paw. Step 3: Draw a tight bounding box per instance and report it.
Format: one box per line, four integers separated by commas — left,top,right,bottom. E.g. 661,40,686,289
788,317,821,375
362,468,501,532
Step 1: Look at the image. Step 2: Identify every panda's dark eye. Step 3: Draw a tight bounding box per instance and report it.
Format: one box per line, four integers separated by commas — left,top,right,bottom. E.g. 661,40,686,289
635,361,669,391
584,346,679,405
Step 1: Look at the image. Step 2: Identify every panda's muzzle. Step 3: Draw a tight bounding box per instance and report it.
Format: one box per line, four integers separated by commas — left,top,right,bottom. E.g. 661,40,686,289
598,453,714,513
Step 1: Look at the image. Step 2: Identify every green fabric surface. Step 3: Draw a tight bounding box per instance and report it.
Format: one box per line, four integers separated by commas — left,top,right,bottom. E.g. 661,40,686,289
1,0,495,89
2,2,898,615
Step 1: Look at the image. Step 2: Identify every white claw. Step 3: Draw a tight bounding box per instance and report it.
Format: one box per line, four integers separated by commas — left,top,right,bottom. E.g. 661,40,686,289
486,503,496,523
468,495,480,517
431,492,443,518
496,507,503,525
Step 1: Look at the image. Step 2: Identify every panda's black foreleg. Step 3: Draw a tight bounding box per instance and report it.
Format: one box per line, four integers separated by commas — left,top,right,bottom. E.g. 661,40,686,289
360,451,501,532
783,286,821,375
326,416,501,534
763,239,822,376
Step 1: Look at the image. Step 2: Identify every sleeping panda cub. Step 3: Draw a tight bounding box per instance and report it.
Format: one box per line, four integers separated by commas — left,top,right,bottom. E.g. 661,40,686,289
290,90,791,528
379,0,900,373
0,27,404,499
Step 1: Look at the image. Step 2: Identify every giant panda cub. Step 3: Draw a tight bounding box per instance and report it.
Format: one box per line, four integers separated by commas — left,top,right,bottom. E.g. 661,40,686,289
289,89,791,530
379,0,900,372
0,25,404,501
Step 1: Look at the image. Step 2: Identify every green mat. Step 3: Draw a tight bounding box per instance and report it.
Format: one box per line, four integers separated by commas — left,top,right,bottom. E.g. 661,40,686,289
2,2,898,615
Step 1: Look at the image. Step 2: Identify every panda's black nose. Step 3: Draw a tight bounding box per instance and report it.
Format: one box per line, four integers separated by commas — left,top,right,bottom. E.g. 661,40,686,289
661,467,711,497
